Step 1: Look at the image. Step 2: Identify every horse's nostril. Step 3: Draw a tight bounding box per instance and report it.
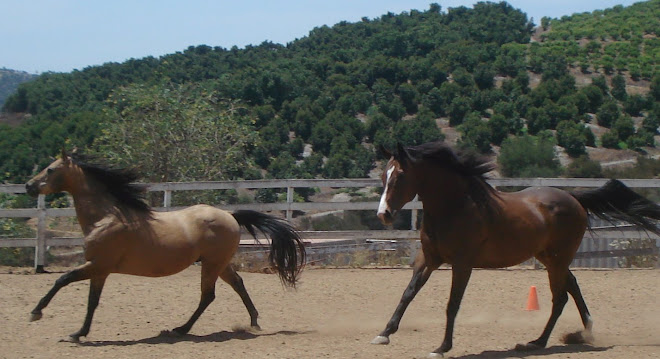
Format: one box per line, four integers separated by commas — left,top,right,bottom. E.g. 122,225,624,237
25,183,39,197
378,210,394,225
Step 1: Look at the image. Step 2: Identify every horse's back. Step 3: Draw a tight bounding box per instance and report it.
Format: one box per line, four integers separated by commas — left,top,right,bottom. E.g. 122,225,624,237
513,186,587,221
156,204,241,245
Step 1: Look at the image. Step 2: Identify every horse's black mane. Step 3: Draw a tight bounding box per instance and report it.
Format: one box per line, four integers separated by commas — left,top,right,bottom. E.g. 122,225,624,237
404,141,501,218
70,152,152,220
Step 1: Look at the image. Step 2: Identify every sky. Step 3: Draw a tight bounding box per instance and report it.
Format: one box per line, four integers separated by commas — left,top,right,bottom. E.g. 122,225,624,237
1,0,643,74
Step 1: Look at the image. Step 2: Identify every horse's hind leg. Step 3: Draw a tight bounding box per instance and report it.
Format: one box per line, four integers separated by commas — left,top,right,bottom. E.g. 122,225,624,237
30,261,99,322
220,265,260,330
172,262,220,335
516,262,570,351
371,250,439,345
564,271,594,343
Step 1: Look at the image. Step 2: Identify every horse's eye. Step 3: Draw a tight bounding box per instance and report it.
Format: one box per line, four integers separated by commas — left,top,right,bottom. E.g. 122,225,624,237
47,168,54,174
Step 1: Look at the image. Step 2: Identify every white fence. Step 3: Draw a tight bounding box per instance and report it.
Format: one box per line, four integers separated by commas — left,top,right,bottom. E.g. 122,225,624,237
2,178,659,270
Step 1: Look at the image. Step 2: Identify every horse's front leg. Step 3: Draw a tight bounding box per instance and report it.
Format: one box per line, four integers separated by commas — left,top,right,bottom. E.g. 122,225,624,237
371,251,439,345
430,264,473,357
68,275,108,342
30,261,97,322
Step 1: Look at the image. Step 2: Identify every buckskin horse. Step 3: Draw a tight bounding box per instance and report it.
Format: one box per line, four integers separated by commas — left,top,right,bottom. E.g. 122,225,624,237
372,141,660,357
25,150,306,341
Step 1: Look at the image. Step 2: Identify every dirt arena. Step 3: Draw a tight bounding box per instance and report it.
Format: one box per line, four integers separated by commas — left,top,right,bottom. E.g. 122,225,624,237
1,267,658,359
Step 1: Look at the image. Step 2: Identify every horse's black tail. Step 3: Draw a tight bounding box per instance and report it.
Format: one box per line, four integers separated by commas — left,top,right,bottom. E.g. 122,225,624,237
232,210,306,287
570,179,660,235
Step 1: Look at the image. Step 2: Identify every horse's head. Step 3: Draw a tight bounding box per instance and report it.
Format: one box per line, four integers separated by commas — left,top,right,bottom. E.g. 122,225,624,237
26,149,76,197
377,143,418,225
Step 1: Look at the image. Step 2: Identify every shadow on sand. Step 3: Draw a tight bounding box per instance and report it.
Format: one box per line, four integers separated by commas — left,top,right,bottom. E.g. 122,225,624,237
448,344,612,359
76,329,313,347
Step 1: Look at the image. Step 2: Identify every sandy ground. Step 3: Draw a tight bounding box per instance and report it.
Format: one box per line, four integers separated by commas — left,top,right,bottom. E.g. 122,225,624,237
0,267,659,359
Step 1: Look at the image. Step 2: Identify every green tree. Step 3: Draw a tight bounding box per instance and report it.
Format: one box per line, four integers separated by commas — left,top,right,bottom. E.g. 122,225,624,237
596,100,621,128
448,96,471,126
611,74,627,101
650,73,660,101
94,82,259,182
526,107,551,135
623,94,647,116
487,114,510,146
612,115,635,141
556,120,587,157
458,112,492,153
498,135,561,177
393,108,444,146
397,83,419,114
579,85,604,113
601,129,620,148
566,155,603,178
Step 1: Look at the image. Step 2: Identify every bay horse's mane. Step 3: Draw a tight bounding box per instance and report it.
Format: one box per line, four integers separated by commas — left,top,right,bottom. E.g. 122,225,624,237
70,152,152,220
404,141,501,218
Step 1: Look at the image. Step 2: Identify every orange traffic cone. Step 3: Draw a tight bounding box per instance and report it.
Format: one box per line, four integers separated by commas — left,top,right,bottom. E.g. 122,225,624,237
525,285,540,311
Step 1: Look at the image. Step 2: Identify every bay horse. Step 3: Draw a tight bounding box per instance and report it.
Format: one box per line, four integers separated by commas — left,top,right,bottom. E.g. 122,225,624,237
25,150,306,341
372,141,660,357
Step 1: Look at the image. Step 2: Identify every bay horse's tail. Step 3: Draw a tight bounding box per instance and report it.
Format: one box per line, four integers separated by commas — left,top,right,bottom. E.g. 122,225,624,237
570,179,660,235
232,210,306,287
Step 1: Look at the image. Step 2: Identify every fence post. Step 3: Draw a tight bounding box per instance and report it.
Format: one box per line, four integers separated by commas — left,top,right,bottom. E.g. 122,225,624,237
286,186,293,221
34,194,47,273
410,196,419,230
163,190,172,210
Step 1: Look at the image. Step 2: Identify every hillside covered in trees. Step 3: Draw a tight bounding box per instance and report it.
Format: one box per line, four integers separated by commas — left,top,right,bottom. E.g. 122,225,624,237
0,68,36,109
1,0,659,184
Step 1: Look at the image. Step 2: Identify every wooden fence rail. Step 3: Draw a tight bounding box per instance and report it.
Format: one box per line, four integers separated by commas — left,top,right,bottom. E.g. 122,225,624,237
2,178,660,271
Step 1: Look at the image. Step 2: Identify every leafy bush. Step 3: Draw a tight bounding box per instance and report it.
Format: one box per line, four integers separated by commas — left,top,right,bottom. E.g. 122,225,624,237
556,120,587,157
601,129,621,148
566,155,603,178
498,135,561,177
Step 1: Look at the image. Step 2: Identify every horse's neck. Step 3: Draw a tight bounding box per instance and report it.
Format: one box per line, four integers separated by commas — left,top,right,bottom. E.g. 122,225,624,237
417,176,470,216
68,181,116,235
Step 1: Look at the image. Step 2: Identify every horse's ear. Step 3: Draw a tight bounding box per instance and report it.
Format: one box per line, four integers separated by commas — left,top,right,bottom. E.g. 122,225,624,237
61,148,70,163
395,142,413,169
378,145,393,159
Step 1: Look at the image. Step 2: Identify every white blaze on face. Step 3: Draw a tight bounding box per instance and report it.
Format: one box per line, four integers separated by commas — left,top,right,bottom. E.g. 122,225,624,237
377,166,395,216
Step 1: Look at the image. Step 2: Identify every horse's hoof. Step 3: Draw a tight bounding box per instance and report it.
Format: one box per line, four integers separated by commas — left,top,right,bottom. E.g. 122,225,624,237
29,312,42,322
428,352,444,358
562,330,594,344
159,329,184,337
59,335,80,343
371,335,390,345
515,342,543,351
251,324,262,332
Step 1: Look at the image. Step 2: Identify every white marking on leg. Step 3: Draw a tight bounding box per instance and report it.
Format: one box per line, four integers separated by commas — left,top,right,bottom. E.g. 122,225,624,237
377,167,395,216
371,335,390,345
584,315,594,342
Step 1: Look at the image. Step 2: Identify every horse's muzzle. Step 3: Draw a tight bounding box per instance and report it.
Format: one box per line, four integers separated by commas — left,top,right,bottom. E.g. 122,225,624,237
25,182,39,197
378,209,395,225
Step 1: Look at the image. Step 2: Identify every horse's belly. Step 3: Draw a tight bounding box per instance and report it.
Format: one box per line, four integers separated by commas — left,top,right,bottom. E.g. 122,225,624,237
473,234,544,268
474,251,535,268
115,245,199,277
